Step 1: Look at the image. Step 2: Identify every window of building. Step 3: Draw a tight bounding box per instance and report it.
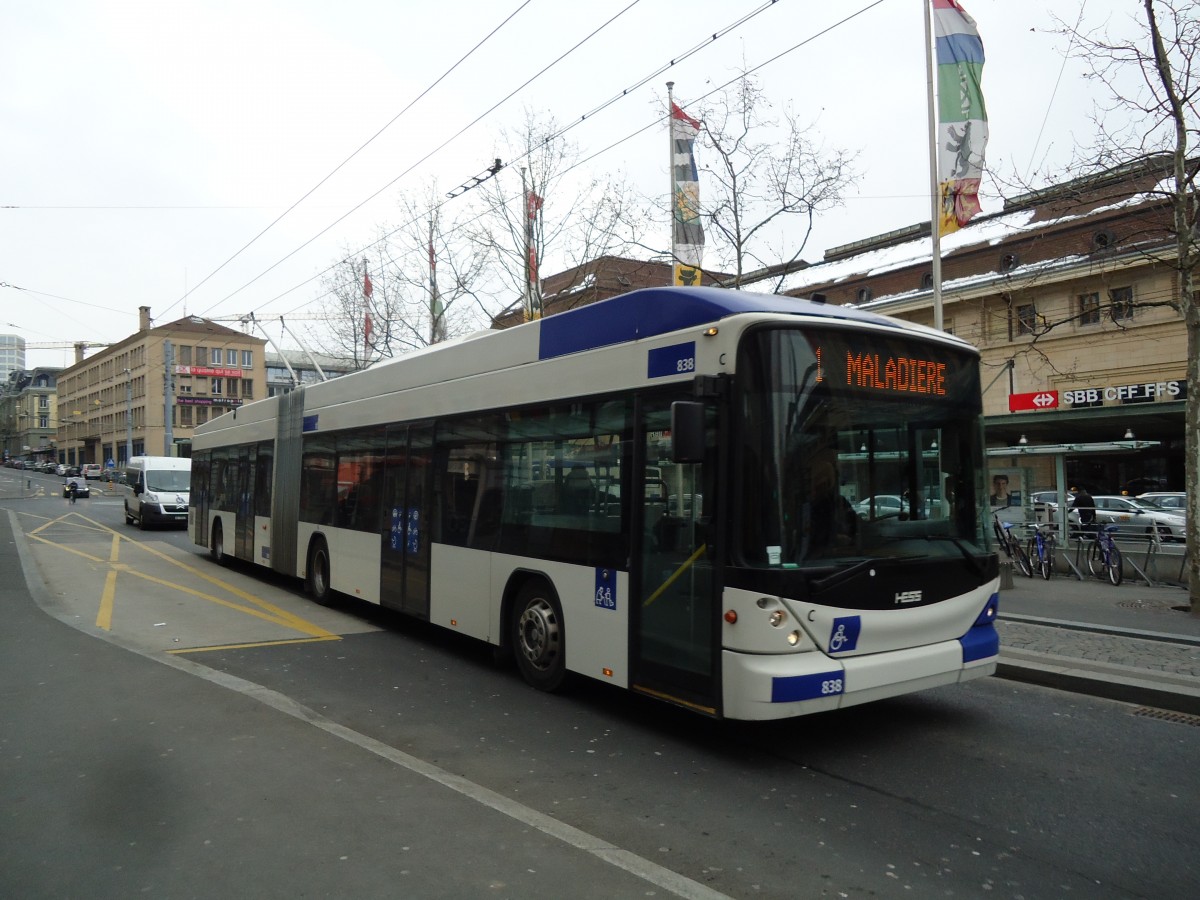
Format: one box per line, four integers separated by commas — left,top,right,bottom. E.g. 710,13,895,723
180,406,193,427
196,407,208,426
242,379,254,400
39,416,49,429
1016,303,1037,336
38,395,48,409
212,378,223,395
227,349,238,366
211,348,222,365
178,382,192,393
227,379,239,398
1110,286,1134,321
242,350,253,368
178,345,192,366
1078,292,1100,325
195,346,206,365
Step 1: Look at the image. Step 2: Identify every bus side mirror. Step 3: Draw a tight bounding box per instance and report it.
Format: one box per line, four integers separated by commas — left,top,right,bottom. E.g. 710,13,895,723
670,401,706,464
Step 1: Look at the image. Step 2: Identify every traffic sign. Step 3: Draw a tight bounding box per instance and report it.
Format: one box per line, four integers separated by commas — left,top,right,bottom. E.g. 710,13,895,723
1009,390,1059,412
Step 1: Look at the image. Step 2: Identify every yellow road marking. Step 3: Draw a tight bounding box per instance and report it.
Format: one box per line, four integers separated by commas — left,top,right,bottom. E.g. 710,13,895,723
26,513,338,641
168,635,342,655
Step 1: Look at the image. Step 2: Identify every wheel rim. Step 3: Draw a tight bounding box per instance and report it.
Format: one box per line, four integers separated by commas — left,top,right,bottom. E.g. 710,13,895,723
517,597,560,672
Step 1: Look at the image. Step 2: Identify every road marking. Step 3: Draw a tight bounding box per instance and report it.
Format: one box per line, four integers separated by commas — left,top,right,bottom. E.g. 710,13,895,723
169,635,341,654
25,512,338,641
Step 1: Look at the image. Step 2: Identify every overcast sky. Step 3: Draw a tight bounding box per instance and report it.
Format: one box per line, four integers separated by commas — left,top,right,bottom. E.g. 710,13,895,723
3,0,1140,369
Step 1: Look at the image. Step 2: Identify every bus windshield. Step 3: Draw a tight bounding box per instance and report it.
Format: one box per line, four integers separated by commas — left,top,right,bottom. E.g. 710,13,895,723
738,326,987,569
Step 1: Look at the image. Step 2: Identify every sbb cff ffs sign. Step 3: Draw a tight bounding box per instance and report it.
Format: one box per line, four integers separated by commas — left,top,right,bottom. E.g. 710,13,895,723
1009,390,1059,412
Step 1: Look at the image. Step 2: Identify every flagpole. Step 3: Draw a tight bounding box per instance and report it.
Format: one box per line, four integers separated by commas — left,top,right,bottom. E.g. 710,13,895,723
924,0,944,331
667,80,675,286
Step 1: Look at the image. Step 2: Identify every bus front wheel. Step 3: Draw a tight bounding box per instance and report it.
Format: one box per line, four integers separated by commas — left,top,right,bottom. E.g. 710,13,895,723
512,582,567,692
307,539,335,606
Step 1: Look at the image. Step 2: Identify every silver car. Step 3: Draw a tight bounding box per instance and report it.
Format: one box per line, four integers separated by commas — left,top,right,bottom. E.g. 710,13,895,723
1092,495,1186,541
1137,492,1186,512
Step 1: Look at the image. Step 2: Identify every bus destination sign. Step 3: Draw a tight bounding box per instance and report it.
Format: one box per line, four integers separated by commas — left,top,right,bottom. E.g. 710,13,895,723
816,343,948,397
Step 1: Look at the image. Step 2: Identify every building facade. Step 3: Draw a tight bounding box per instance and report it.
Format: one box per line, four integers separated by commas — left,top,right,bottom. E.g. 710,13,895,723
0,367,59,464
53,307,266,467
0,334,26,384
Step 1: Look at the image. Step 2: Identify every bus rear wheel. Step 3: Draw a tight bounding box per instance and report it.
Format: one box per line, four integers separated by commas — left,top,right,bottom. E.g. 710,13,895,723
307,539,335,606
512,582,567,692
210,521,226,565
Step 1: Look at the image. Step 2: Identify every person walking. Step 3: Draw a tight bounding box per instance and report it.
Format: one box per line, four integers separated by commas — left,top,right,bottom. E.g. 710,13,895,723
1070,486,1096,535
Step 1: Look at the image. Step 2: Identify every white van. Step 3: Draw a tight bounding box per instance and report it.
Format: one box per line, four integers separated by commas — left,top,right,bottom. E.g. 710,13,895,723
123,456,192,529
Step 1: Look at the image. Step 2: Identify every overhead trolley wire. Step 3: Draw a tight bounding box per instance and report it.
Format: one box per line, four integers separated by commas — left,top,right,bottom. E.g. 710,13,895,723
166,0,535,321
194,0,645,321
223,0,788,323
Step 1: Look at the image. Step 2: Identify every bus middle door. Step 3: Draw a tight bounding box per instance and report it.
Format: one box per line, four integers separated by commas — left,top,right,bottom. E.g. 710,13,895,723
235,444,256,560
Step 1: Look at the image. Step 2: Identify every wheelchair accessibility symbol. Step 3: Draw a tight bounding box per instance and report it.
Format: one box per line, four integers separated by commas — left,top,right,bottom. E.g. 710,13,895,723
829,616,861,653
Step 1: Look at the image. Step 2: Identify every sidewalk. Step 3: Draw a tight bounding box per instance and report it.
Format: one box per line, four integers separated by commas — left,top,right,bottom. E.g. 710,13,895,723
996,565,1200,716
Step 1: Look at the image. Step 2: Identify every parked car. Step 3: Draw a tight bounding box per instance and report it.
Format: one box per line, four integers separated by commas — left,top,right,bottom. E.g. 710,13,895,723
81,464,102,480
1136,492,1186,512
1092,495,1185,541
853,494,904,517
1031,490,1079,526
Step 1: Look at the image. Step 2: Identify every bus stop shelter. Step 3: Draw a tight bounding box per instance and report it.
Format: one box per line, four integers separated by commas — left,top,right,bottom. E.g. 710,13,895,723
986,439,1165,582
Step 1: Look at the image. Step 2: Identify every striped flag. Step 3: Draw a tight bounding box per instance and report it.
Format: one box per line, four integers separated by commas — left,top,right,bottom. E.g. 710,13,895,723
671,102,704,286
932,0,987,235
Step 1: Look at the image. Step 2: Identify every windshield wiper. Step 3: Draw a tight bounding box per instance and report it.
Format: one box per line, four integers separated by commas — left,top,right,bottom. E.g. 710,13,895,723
924,535,987,576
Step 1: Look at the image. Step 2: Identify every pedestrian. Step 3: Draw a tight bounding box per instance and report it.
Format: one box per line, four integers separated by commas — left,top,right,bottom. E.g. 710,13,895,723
1070,486,1096,535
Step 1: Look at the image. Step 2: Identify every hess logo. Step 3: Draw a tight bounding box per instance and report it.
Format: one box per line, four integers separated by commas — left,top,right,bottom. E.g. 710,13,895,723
894,590,923,605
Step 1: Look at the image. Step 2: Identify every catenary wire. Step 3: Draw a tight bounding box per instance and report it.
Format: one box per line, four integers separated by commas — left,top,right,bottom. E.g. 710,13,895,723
157,0,537,322
193,0,645,321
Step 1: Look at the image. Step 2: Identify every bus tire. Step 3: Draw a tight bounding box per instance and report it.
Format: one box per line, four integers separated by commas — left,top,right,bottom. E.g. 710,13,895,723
307,538,335,606
512,581,567,692
210,521,226,565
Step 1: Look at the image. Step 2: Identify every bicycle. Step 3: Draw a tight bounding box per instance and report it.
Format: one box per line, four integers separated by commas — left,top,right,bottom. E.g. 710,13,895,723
1026,522,1056,581
1087,524,1123,586
993,515,1032,577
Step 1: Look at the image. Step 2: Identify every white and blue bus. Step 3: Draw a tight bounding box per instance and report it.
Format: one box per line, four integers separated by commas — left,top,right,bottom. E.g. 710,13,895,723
190,287,999,721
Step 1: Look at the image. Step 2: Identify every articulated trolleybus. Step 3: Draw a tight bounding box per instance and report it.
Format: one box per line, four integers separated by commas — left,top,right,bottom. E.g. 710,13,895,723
190,287,998,721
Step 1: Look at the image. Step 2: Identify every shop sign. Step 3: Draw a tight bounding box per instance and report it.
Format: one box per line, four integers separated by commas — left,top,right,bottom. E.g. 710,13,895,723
176,397,243,407
175,365,242,378
1009,390,1059,412
1062,380,1182,405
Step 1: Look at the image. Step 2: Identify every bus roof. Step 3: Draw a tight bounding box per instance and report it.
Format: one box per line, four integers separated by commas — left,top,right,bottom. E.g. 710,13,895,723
537,286,911,361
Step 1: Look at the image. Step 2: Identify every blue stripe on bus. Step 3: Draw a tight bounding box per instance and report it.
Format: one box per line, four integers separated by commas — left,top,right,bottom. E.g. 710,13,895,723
537,286,905,362
771,670,845,703
302,415,319,432
960,622,999,663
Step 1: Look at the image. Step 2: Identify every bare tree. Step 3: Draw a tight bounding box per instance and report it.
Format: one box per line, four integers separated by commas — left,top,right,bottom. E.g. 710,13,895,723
384,185,493,348
466,109,649,319
305,250,405,370
1054,0,1199,609
693,72,857,289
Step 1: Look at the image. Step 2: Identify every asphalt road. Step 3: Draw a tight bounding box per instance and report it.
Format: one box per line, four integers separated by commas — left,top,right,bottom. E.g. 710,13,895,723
4,469,1200,898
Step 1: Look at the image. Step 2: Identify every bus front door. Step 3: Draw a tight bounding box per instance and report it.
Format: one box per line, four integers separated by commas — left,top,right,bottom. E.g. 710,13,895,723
235,444,256,560
380,424,433,618
631,402,719,715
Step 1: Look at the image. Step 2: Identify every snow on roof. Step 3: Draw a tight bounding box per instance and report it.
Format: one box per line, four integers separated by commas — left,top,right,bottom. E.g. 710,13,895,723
760,184,1167,301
